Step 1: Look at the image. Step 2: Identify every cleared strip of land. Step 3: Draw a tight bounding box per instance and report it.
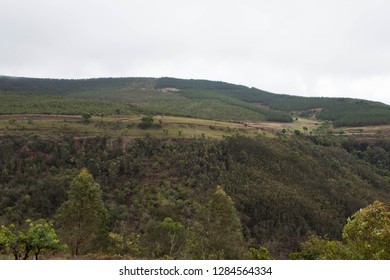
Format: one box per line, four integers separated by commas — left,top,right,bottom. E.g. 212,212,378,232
1,114,389,139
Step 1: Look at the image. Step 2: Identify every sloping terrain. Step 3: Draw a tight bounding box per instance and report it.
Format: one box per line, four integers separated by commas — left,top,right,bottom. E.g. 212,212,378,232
1,134,390,258
1,75,390,259
1,76,390,126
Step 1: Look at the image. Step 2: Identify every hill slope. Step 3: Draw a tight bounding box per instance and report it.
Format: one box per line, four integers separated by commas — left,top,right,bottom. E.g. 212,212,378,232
1,76,390,259
1,134,390,258
1,75,390,126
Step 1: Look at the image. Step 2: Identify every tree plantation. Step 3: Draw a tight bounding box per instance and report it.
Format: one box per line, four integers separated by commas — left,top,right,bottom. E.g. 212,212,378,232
2,76,390,126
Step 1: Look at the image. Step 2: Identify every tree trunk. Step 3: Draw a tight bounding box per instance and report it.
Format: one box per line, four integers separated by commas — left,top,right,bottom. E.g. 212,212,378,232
75,239,79,256
35,248,40,260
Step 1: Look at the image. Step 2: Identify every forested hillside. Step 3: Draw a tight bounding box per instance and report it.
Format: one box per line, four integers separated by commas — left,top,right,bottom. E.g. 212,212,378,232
1,133,389,259
1,75,390,260
156,77,390,127
1,76,390,127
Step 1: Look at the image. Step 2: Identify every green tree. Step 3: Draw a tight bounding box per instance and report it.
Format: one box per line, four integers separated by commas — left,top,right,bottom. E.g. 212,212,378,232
142,217,186,259
81,113,92,122
138,116,154,129
159,217,186,258
56,168,108,255
107,232,143,257
0,224,20,259
247,247,273,260
19,219,62,260
342,200,390,259
289,235,347,260
291,201,390,260
187,186,245,259
1,220,62,260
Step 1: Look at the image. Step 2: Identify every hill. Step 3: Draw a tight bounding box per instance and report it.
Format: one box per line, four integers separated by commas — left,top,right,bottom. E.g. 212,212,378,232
1,132,390,259
1,75,390,127
1,75,390,259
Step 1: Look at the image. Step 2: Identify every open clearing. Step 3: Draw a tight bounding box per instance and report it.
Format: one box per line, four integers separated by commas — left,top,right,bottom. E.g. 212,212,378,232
0,114,256,139
247,118,320,133
1,114,389,139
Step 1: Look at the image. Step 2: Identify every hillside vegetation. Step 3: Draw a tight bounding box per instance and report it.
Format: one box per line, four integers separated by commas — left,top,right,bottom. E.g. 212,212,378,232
1,76,390,127
1,75,390,260
1,132,390,259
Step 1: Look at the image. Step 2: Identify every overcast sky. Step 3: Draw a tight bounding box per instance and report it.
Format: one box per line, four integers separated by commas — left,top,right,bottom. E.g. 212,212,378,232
1,0,390,104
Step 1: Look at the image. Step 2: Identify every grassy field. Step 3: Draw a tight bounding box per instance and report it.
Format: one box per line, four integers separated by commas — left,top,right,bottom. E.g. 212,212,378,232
1,113,389,140
247,118,320,133
0,114,258,139
341,124,390,137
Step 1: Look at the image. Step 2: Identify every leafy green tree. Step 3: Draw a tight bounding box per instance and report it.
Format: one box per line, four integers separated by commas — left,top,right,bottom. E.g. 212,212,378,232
1,220,62,260
342,200,390,259
187,186,245,259
19,219,63,260
289,235,347,260
138,116,154,129
81,113,92,122
107,232,143,257
142,217,186,259
159,217,186,258
291,201,390,260
247,247,273,260
0,224,20,259
56,168,108,255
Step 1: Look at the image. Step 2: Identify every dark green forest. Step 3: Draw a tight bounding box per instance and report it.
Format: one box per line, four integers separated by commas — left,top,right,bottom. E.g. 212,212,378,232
1,133,390,259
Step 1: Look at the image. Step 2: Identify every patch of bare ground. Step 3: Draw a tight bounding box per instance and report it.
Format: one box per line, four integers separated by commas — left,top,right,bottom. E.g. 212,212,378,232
246,118,320,133
341,125,390,137
159,87,180,93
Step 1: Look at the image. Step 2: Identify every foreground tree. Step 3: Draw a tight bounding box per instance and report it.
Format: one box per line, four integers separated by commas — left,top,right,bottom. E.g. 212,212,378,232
187,186,245,259
0,220,62,260
19,219,62,260
0,224,19,259
247,247,273,260
291,201,390,260
289,235,347,260
56,168,108,255
342,200,390,259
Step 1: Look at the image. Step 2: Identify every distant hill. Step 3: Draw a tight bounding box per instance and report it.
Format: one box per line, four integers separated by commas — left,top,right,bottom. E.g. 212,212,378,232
1,75,390,127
